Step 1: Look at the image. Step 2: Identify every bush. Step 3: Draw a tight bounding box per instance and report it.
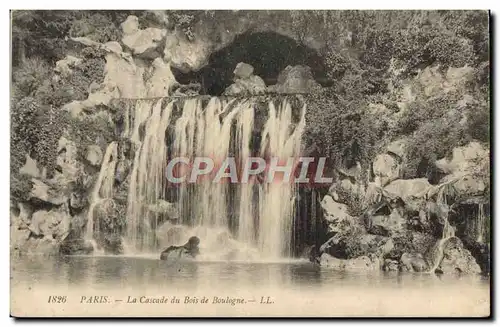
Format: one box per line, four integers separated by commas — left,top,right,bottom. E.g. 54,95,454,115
11,97,41,172
66,114,116,161
69,13,122,43
10,174,34,202
11,98,72,178
12,57,51,97
304,85,382,179
424,35,475,68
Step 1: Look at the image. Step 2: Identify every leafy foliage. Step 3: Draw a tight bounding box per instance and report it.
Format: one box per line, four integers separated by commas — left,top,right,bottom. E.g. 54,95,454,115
300,10,489,183
69,13,122,43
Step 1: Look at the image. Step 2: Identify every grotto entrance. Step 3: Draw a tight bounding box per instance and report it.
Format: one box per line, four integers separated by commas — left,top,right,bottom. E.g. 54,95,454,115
172,31,331,96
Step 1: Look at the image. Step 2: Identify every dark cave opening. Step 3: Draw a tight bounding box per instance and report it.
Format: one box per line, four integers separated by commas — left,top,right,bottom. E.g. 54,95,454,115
172,32,332,96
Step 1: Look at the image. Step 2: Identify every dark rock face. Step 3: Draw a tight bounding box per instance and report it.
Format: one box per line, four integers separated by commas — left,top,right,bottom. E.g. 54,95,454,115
59,238,94,255
160,236,200,261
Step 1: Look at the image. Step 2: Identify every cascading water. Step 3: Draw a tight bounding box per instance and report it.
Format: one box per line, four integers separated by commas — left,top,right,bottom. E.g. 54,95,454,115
257,100,306,258
430,189,455,273
122,96,306,260
476,204,486,243
236,101,256,246
126,99,174,252
85,141,118,250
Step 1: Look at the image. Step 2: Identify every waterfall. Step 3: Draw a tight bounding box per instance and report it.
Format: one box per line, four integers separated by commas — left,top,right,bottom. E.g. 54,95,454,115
122,96,306,259
430,189,455,273
236,101,256,245
125,99,174,252
172,98,199,225
477,204,485,243
85,141,118,246
258,100,306,258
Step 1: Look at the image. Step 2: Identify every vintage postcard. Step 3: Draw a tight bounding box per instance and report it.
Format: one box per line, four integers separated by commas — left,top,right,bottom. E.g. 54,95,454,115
10,10,490,317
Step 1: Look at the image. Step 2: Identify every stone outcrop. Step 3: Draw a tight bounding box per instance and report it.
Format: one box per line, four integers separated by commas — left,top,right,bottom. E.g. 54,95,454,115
86,145,103,167
431,237,481,274
373,153,401,187
54,55,83,77
321,195,354,227
121,16,167,59
267,65,321,94
384,178,433,212
19,154,42,178
436,142,489,176
224,62,266,95
400,252,428,272
11,203,72,255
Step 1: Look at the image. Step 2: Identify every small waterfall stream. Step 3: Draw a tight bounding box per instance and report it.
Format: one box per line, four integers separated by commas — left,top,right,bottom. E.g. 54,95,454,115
476,204,486,243
85,141,118,250
429,190,455,273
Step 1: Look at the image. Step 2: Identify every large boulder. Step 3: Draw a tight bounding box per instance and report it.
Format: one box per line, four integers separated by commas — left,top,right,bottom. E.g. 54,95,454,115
320,194,355,235
121,16,167,59
103,49,147,99
164,32,212,73
320,232,392,259
19,154,42,178
432,237,481,274
233,62,254,79
224,63,267,96
17,202,34,225
54,55,83,77
10,224,30,252
145,58,177,97
383,259,400,272
387,139,408,160
368,209,405,237
440,174,486,198
373,153,401,187
160,236,200,261
29,208,71,241
29,179,67,205
267,65,321,94
400,252,428,272
86,145,103,167
435,142,489,176
384,178,433,212
59,238,94,255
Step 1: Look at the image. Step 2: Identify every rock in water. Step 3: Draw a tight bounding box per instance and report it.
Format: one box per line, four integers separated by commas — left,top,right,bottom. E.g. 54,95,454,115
432,237,481,274
160,236,200,261
400,252,428,272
